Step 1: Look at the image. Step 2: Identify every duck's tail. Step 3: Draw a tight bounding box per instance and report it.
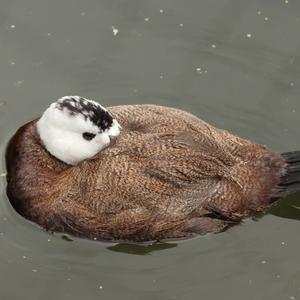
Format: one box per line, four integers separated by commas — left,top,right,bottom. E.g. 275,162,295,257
271,151,300,201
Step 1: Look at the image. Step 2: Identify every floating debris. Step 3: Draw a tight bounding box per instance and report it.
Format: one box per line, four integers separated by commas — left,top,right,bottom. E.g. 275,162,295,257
144,17,150,22
261,260,267,264
47,33,52,36
32,269,38,273
99,285,103,289
112,26,119,36
257,11,262,15
211,44,216,48
10,25,16,29
159,9,164,13
179,23,183,27
290,82,295,86
285,0,289,4
159,74,164,79
264,17,269,21
67,278,71,281
246,33,252,38
81,12,86,17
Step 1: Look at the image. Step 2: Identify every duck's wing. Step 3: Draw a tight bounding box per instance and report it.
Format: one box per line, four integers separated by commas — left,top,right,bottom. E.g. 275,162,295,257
113,129,282,219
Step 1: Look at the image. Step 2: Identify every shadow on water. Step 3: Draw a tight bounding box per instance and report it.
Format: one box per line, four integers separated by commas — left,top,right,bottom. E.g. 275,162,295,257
107,242,177,255
58,233,178,255
268,191,300,221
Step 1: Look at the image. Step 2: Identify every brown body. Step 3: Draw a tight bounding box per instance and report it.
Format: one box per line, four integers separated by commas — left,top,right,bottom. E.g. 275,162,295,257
6,105,288,241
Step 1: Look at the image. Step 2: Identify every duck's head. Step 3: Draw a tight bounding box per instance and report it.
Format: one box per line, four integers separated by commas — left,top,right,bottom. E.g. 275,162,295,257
36,96,121,165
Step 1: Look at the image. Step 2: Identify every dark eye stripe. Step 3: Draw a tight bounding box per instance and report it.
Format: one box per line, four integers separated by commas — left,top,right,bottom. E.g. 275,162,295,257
82,132,96,141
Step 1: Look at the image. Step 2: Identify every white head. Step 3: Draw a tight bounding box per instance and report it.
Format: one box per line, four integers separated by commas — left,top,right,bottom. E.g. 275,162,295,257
36,96,121,165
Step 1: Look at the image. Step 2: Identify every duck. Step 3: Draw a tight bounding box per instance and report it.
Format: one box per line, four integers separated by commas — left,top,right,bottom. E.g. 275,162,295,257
5,96,300,242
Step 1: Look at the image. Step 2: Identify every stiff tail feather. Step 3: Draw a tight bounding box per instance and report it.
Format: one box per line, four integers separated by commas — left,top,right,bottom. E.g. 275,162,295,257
272,151,300,201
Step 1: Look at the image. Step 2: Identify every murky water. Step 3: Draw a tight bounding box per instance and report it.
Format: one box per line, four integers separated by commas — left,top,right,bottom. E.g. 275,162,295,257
0,0,300,299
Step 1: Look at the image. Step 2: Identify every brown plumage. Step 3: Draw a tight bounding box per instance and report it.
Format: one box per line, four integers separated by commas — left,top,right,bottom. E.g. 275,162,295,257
5,104,300,241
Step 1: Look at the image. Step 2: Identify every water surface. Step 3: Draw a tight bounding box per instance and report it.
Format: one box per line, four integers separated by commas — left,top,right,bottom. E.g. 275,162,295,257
1,0,300,299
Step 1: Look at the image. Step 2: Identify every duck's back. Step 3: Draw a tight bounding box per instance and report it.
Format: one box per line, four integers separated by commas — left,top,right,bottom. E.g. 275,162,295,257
74,105,286,240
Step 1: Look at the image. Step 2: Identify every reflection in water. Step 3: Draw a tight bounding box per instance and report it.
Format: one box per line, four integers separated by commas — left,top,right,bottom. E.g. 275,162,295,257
269,191,300,221
107,242,177,255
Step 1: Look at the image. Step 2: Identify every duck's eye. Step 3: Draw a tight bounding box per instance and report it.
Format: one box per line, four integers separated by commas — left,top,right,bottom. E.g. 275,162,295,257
82,132,96,141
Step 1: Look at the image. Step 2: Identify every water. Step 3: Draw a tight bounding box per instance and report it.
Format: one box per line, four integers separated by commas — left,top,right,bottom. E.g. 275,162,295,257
0,0,300,299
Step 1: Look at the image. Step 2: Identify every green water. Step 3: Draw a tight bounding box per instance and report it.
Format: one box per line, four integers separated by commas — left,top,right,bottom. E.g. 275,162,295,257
0,0,300,299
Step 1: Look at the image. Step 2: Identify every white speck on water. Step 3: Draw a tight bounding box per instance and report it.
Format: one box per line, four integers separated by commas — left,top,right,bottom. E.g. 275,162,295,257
179,23,183,27
296,18,299,22
47,33,52,36
112,26,119,36
290,82,294,86
281,241,286,246
159,9,164,13
144,17,150,22
257,10,262,15
211,44,216,48
159,74,164,79
93,237,97,241
204,70,208,74
264,17,269,21
196,67,201,72
99,285,103,289
32,269,38,273
22,256,27,259
14,80,24,86
9,60,15,65
276,274,281,278
261,260,267,264
3,217,7,221
248,279,253,286
290,296,295,300
10,25,16,29
47,238,51,242
247,33,252,38
285,0,289,4
0,173,7,177
81,12,86,17
67,278,71,281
